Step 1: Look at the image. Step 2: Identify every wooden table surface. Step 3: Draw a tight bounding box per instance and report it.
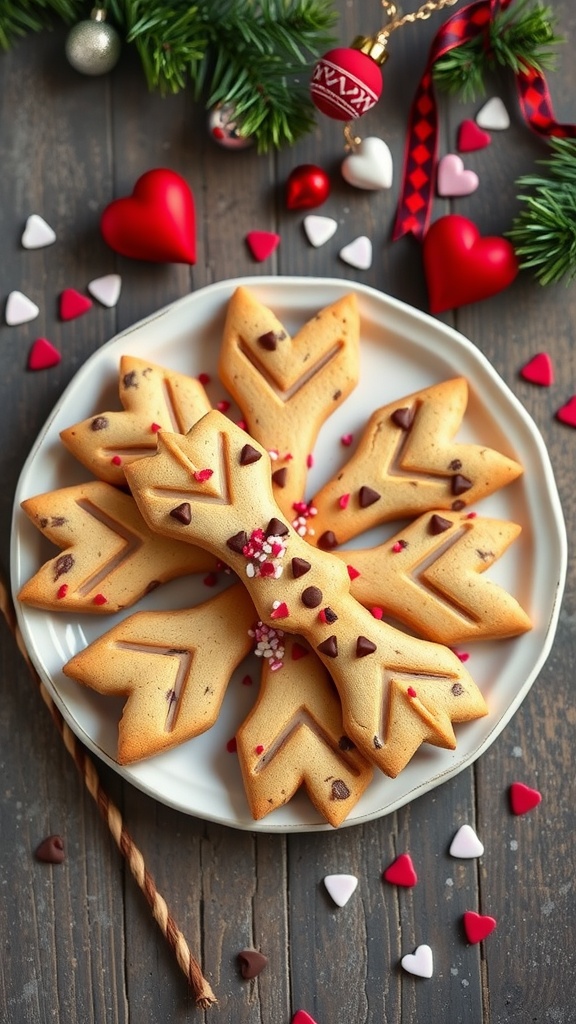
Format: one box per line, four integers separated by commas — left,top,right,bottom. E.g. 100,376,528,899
1,4,575,1022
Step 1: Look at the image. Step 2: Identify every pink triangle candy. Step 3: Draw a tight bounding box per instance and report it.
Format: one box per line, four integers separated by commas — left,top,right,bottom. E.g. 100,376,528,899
28,338,61,370
246,231,281,262
59,288,93,321
509,781,542,815
457,119,491,153
556,396,576,428
520,352,554,386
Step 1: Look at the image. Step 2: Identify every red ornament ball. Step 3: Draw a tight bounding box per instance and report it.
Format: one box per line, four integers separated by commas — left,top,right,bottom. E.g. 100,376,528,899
286,164,331,210
310,47,383,121
100,168,196,264
422,215,519,313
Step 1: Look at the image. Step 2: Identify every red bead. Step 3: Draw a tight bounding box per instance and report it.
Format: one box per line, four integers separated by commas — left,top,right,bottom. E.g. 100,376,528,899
310,47,383,121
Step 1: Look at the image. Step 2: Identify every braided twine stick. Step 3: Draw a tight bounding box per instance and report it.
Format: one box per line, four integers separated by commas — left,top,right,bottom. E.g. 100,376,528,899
0,574,217,1010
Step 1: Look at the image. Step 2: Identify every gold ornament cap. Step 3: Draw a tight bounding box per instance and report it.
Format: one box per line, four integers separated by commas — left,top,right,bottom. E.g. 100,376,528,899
351,35,390,67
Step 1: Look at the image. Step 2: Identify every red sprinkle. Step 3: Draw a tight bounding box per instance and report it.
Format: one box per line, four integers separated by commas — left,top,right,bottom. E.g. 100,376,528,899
198,372,211,385
407,686,417,698
237,420,247,430
306,454,314,468
150,422,161,433
338,493,350,510
255,744,265,755
226,737,237,753
453,650,470,663
341,433,354,446
371,607,384,620
93,593,108,606
241,674,253,686
203,573,218,587
271,601,289,619
57,584,68,600
194,468,213,482
392,540,407,553
347,564,361,580
111,455,122,466
466,511,477,519
216,399,230,413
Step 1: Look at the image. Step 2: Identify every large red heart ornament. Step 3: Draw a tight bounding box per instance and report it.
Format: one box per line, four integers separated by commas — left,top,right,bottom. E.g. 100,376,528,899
100,168,196,263
422,215,519,313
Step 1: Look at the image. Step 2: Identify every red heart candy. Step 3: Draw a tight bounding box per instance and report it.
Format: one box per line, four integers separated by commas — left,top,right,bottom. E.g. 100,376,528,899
28,338,61,370
246,230,281,262
457,119,492,152
509,781,542,815
292,1013,319,1024
423,215,519,313
101,168,196,263
59,289,93,321
383,852,418,887
520,352,554,386
463,910,497,943
556,396,576,428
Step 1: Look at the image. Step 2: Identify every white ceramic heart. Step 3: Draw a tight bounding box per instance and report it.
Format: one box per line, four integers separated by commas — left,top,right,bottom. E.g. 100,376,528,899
341,136,393,191
437,154,479,197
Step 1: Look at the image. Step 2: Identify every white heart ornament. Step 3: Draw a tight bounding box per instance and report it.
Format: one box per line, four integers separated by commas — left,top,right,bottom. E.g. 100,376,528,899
476,97,510,131
401,944,434,979
339,236,372,270
437,154,479,197
5,290,40,326
303,215,338,248
21,214,57,249
323,873,358,907
88,274,122,308
449,824,484,859
341,137,393,190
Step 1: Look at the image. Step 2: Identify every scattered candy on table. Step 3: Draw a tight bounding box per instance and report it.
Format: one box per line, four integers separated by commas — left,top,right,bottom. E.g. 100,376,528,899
323,873,358,907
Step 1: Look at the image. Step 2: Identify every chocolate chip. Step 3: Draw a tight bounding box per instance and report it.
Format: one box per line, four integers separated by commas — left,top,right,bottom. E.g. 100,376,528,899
330,779,350,801
54,553,74,580
122,370,138,389
338,735,355,751
272,467,287,488
237,949,268,979
391,406,415,429
35,835,65,864
317,636,338,658
451,500,466,511
240,444,262,466
429,514,453,535
257,330,285,351
51,516,67,527
291,557,311,578
373,736,383,750
451,683,464,696
333,389,342,400
356,636,377,657
90,416,109,431
359,486,381,508
302,586,322,608
322,607,338,624
39,517,48,528
449,459,462,471
452,473,472,495
169,502,191,525
227,530,248,553
318,530,338,550
266,517,288,537
476,549,494,562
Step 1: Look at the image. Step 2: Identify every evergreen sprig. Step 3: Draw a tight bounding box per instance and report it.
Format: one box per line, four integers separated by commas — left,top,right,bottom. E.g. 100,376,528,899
0,0,336,152
433,0,563,102
507,138,576,285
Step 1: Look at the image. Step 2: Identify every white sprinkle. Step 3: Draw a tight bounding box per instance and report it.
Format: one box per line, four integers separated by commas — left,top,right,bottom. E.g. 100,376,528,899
445,877,454,887
512,746,523,758
510,839,518,851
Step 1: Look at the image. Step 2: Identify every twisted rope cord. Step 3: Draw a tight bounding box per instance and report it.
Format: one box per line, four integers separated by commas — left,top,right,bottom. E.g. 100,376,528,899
0,575,217,1010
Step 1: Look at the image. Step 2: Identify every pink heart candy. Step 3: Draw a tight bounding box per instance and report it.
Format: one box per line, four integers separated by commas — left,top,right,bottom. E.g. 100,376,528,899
383,852,418,887
520,352,554,386
28,338,61,370
463,910,497,943
437,154,479,198
457,119,491,152
556,396,576,428
509,781,542,814
59,288,93,321
246,231,281,261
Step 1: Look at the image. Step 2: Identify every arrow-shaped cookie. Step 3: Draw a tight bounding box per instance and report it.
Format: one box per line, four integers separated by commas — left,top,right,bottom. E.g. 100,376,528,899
18,481,217,613
236,636,373,827
307,378,523,550
338,510,532,644
63,583,254,763
60,355,212,486
125,412,487,777
218,287,360,515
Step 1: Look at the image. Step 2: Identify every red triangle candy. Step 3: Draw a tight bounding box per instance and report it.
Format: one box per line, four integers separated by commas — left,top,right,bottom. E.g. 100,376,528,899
246,231,281,262
556,396,576,428
59,288,93,321
520,352,554,386
457,119,491,152
463,910,497,943
383,852,418,887
292,1013,319,1024
28,338,61,370
509,781,542,815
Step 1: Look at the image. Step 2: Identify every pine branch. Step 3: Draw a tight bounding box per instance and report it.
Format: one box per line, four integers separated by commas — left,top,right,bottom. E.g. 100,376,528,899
433,0,563,102
0,0,80,49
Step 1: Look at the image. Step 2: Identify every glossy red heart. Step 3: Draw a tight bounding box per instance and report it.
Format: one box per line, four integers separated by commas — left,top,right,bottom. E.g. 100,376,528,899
463,910,497,943
422,215,519,313
100,168,196,263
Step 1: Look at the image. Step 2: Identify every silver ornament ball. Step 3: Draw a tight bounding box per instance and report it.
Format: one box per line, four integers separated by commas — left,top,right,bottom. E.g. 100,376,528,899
208,103,254,150
65,8,121,76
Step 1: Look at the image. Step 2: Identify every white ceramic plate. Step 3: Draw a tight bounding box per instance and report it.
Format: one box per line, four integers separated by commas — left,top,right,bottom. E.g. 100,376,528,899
11,277,567,832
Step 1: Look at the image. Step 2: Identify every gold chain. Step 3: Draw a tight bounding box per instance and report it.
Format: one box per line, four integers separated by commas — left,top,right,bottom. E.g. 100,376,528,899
378,0,460,44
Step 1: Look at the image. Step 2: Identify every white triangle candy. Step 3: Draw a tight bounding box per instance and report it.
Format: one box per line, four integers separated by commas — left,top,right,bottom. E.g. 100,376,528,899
339,236,372,270
476,97,510,131
88,274,122,308
449,824,484,859
323,874,358,907
341,136,393,191
21,214,56,249
303,215,338,248
401,944,434,979
5,290,40,326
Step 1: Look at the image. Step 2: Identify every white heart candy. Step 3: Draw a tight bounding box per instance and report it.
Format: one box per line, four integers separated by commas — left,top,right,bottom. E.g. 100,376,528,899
323,873,358,907
303,215,338,248
449,824,484,859
476,97,510,131
437,154,479,197
21,214,56,249
88,274,122,308
5,290,40,326
401,944,434,979
339,236,372,270
341,136,393,191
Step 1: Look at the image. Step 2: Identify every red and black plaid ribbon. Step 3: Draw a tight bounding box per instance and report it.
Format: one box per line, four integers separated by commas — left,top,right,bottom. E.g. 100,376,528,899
392,0,576,241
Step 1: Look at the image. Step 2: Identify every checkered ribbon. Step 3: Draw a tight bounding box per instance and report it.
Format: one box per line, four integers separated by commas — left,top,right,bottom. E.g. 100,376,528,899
392,0,576,241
